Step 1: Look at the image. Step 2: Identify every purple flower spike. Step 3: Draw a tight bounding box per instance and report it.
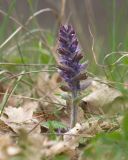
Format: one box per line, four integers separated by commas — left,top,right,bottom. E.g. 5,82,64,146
57,24,88,91
57,24,89,128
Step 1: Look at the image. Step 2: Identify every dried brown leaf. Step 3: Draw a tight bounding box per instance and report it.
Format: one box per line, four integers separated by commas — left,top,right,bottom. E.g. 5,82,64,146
1,102,40,133
80,81,126,115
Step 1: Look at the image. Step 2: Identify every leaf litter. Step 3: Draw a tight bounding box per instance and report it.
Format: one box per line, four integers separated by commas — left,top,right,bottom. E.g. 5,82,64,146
0,72,127,160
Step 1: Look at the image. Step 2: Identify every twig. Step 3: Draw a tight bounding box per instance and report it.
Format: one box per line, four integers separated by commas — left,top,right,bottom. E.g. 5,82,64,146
0,92,66,107
1,69,56,82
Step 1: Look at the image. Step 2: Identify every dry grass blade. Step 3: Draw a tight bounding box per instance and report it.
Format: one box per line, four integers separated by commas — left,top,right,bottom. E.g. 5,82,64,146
0,8,53,49
0,62,55,67
0,72,24,117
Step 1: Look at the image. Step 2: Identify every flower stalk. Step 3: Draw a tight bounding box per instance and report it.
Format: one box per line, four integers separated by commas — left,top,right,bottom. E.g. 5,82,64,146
70,89,77,128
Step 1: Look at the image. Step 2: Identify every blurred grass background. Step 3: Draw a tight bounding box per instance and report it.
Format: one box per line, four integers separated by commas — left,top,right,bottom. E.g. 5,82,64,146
0,0,128,94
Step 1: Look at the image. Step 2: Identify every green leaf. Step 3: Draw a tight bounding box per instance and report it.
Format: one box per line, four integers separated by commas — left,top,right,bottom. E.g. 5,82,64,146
122,112,128,138
106,132,122,141
53,154,70,160
41,120,66,129
39,48,54,64
45,32,54,46
40,52,50,64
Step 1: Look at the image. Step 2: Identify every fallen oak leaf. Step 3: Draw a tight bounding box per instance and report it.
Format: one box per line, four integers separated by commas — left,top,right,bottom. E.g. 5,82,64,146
0,102,41,133
2,102,38,123
80,80,124,115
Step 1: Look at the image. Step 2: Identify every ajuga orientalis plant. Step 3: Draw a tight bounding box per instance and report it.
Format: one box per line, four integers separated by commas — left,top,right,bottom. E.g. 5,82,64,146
57,24,89,128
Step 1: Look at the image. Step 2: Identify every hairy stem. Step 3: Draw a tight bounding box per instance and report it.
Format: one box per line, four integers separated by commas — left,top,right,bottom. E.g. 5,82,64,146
70,89,77,128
